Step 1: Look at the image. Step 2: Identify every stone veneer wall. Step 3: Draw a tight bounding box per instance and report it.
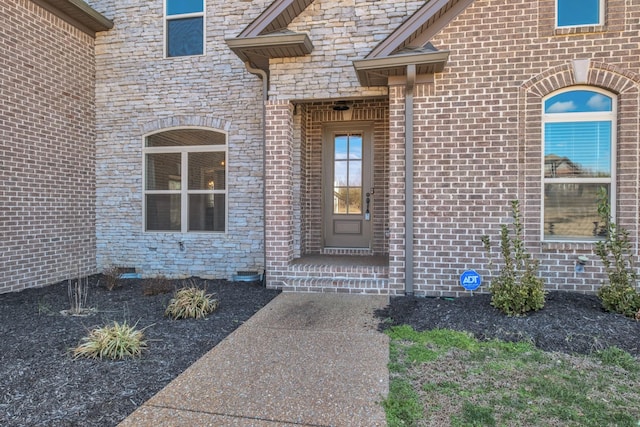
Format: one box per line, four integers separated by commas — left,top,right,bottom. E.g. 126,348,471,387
0,0,97,293
87,0,270,279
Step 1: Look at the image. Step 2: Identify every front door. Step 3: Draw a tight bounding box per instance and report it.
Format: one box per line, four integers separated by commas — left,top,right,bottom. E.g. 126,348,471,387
323,123,373,248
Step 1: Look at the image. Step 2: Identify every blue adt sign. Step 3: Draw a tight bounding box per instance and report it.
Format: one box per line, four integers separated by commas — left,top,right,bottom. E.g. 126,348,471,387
460,270,482,291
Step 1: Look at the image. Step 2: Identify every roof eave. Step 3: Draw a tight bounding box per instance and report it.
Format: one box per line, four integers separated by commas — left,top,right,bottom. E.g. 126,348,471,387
368,0,475,58
32,0,113,36
226,32,314,71
238,0,315,37
353,51,450,86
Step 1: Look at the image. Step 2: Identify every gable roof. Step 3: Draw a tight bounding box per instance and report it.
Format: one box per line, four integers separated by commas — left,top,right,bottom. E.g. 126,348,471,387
354,0,476,86
32,0,113,36
367,0,475,58
227,0,476,86
226,0,314,71
238,0,314,37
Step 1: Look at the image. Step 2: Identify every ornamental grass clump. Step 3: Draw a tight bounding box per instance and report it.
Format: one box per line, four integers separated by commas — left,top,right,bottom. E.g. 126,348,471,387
165,285,219,320
594,187,640,318
481,200,546,316
72,321,147,360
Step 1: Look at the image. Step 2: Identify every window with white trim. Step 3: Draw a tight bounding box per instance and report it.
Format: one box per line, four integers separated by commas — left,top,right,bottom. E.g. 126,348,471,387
542,87,615,241
556,0,603,28
165,0,204,57
144,129,226,232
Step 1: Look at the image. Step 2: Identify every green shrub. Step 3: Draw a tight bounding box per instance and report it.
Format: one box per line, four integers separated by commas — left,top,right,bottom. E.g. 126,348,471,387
165,285,219,320
72,321,146,360
598,281,640,318
482,200,545,316
594,187,640,318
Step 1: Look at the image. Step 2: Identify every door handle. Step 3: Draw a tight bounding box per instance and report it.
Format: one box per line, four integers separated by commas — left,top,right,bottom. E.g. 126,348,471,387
365,192,371,221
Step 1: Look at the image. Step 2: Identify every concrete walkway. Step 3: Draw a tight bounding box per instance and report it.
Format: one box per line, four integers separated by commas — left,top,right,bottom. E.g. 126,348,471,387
118,293,390,426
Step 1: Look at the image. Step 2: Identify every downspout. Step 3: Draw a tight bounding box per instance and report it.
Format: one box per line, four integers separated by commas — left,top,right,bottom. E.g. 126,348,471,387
405,64,416,296
244,62,269,285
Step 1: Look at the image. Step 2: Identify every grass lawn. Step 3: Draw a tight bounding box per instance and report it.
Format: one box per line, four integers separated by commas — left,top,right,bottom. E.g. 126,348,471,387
384,326,640,427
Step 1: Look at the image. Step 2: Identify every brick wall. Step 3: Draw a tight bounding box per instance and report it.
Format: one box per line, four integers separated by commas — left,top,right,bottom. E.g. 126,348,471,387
267,0,640,296
395,0,640,296
87,0,270,279
0,0,97,293
264,100,295,288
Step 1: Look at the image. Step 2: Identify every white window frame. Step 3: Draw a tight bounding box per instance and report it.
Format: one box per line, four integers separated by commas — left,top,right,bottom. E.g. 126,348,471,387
555,0,604,29
143,128,227,233
164,0,206,58
541,86,616,242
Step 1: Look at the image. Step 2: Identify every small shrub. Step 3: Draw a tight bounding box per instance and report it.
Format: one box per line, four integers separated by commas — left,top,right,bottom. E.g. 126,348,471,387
594,187,640,318
141,276,174,296
61,268,94,316
482,200,545,316
165,285,219,319
103,266,122,291
72,321,146,360
598,282,640,318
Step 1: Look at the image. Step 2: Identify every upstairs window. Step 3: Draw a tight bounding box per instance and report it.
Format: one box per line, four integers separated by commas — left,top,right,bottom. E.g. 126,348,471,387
165,0,204,57
144,129,226,232
542,88,615,241
556,0,603,28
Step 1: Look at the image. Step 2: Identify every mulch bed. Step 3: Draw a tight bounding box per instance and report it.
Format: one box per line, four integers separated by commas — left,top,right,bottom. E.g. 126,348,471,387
0,276,280,427
377,290,640,357
2,278,639,426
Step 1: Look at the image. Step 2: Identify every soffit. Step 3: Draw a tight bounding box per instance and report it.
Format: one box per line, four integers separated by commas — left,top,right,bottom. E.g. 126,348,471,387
31,0,113,36
354,47,450,87
227,0,315,71
226,31,313,71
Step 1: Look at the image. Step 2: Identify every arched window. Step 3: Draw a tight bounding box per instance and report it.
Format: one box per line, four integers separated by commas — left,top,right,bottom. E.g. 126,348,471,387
542,87,616,241
144,128,226,232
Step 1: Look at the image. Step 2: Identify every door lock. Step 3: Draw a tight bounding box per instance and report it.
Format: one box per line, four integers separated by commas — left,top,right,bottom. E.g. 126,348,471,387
365,192,371,221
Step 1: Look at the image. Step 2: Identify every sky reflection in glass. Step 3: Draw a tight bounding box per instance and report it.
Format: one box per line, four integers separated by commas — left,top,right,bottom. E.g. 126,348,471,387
557,0,600,27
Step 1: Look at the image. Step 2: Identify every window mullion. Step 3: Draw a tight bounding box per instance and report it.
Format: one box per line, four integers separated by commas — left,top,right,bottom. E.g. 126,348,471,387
181,152,188,233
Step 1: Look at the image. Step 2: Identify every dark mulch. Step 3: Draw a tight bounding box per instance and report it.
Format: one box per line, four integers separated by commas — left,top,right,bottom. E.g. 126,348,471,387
0,276,280,427
3,280,639,427
377,291,640,357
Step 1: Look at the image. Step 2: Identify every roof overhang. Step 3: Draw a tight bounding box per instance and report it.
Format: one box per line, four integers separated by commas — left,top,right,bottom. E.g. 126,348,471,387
353,50,449,87
238,0,315,38
226,32,313,71
31,0,113,36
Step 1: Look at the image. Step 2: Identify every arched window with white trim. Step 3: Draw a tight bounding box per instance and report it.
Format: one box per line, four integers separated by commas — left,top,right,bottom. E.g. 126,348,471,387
144,128,227,232
542,87,616,241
